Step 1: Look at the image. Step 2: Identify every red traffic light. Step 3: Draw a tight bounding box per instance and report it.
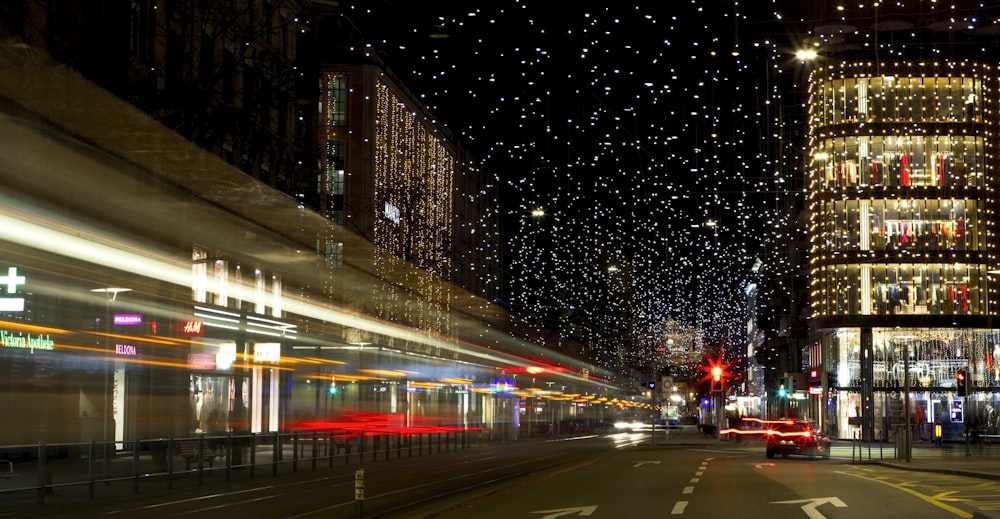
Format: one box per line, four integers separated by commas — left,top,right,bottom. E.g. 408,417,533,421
957,369,968,396
712,366,723,382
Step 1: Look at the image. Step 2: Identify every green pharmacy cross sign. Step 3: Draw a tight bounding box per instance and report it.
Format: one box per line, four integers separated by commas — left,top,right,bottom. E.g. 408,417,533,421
0,266,26,312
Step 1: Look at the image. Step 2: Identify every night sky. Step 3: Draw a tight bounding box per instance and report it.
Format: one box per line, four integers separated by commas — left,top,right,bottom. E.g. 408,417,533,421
337,1,799,375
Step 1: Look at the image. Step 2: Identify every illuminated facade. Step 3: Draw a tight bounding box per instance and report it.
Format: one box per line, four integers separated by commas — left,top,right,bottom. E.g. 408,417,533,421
805,60,1000,440
317,65,458,343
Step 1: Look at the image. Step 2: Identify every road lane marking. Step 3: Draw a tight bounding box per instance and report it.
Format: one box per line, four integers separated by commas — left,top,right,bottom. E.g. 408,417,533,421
838,470,973,518
683,486,694,494
671,501,688,515
690,477,700,483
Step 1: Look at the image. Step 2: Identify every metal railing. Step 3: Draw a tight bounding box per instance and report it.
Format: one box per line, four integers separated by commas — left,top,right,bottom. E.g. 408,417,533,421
0,428,482,505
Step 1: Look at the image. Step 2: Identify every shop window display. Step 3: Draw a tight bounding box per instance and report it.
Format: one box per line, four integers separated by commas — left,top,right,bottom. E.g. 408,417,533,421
812,135,984,190
815,198,981,253
190,374,231,434
829,328,1000,441
814,262,983,316
811,74,982,126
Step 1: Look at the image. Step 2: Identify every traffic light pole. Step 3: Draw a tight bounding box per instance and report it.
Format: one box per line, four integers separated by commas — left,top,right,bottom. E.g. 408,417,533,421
903,343,911,463
715,387,722,447
965,393,971,457
957,369,970,457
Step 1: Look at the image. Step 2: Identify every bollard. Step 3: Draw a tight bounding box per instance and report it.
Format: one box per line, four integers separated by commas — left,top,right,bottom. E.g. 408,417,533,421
354,468,365,518
89,440,96,499
37,442,46,505
293,431,299,473
311,431,318,470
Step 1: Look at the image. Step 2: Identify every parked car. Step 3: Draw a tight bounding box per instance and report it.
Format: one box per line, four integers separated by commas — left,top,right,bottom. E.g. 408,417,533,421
765,420,830,459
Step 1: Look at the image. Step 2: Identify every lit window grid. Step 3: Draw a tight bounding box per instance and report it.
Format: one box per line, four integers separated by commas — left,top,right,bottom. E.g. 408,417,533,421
805,61,999,319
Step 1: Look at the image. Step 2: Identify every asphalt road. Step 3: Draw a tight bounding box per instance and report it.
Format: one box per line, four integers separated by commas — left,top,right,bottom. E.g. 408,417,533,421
8,433,1000,519
408,438,1000,519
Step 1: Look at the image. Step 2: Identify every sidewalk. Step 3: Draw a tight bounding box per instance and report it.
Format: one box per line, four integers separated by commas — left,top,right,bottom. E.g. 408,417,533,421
650,430,1000,481
867,440,1000,480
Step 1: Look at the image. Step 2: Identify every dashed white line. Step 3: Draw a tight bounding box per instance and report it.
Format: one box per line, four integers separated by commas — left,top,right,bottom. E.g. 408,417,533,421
671,501,688,515
682,486,695,494
689,477,700,483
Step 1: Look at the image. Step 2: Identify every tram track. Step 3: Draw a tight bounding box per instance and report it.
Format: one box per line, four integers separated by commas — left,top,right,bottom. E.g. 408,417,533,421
15,435,625,519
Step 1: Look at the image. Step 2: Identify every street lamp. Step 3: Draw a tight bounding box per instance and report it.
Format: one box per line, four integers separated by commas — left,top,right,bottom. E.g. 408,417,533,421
91,287,131,469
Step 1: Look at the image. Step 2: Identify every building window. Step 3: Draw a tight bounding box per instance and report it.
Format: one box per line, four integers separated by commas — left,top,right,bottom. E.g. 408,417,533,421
324,75,348,127
192,247,208,303
254,268,265,315
271,274,281,318
325,241,343,269
325,140,345,195
814,262,983,316
811,135,984,190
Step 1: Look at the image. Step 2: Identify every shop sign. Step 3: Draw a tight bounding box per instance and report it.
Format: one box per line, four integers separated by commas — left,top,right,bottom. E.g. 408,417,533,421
114,314,142,326
0,266,26,312
182,321,204,336
188,353,217,370
253,342,281,363
114,343,137,356
0,329,54,352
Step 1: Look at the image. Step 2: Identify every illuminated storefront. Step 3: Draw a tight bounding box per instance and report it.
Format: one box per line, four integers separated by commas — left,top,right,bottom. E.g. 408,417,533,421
806,61,1000,441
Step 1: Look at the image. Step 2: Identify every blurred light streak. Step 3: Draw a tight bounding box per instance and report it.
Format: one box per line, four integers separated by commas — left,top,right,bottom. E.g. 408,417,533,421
0,189,614,389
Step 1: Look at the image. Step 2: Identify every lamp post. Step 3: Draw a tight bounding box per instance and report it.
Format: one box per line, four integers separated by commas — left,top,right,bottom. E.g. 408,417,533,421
91,287,131,470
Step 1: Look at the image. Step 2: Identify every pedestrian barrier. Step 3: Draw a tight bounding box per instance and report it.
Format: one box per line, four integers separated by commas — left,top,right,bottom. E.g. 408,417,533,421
175,438,217,470
0,428,484,506
0,460,16,479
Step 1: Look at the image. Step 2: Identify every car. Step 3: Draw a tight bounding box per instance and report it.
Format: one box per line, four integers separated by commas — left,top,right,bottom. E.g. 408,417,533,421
765,420,830,459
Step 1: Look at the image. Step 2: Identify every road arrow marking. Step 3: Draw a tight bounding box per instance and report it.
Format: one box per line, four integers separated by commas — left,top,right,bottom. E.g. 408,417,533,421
929,491,962,502
530,506,598,519
633,460,662,468
772,497,847,519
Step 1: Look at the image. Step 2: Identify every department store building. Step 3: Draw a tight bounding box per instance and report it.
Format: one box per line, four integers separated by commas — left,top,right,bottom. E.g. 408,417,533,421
806,59,1000,441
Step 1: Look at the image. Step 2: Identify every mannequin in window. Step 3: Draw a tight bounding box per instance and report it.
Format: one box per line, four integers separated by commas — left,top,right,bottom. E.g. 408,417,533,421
956,216,966,250
994,344,1000,383
900,154,910,186
966,93,977,122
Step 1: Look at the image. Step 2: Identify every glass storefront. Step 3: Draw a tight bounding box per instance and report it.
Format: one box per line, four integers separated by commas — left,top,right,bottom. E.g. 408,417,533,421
809,71,983,126
814,198,982,252
812,135,985,190
812,262,986,316
825,328,1000,441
